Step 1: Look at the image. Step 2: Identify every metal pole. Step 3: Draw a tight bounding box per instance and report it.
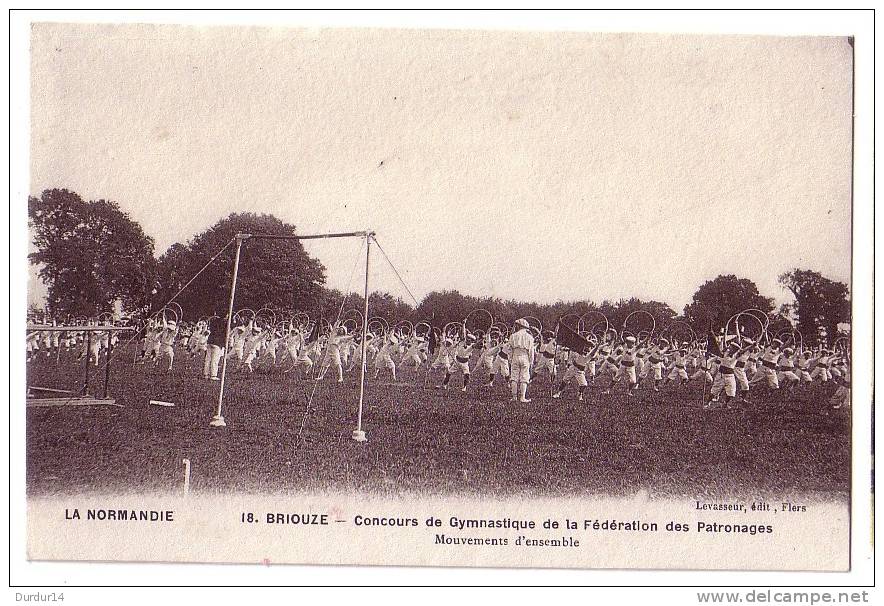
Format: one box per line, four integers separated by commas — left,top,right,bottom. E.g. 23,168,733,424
244,231,370,241
82,331,91,396
103,337,113,399
211,235,246,428
352,233,371,442
551,324,560,397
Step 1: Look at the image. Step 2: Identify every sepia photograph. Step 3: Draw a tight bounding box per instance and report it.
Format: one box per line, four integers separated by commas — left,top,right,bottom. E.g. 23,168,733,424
12,10,873,582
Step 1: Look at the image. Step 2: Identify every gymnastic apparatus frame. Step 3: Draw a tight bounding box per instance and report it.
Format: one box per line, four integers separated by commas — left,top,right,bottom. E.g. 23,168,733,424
210,231,375,443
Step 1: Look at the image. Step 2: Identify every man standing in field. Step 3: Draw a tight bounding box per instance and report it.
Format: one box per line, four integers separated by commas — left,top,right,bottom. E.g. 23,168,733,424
752,338,783,390
437,332,477,391
533,331,558,384
509,318,535,403
319,324,355,383
481,337,511,388
203,313,227,380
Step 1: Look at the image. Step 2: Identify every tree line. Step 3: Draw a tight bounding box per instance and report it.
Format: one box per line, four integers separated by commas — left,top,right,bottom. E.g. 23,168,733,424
28,189,851,345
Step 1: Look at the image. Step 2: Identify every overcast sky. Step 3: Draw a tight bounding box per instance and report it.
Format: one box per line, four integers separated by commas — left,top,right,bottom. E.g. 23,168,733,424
29,24,853,311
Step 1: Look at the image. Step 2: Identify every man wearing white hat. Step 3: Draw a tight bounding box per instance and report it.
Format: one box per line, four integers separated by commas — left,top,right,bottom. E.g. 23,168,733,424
225,320,249,364
156,317,179,371
776,347,801,388
708,340,752,408
431,336,455,374
552,340,600,402
188,319,210,359
642,339,669,392
533,332,558,384
747,352,763,383
508,318,536,402
689,346,716,385
26,331,40,362
438,333,477,391
482,338,511,388
796,350,815,384
752,339,783,389
830,353,846,380
734,338,754,399
810,350,832,382
618,335,640,396
242,324,266,372
373,331,398,381
319,324,355,383
665,346,690,386
597,340,620,383
401,334,428,372
136,318,160,364
472,332,496,377
288,327,319,378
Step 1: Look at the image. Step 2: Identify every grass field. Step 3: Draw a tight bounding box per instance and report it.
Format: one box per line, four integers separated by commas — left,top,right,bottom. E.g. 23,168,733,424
25,346,851,500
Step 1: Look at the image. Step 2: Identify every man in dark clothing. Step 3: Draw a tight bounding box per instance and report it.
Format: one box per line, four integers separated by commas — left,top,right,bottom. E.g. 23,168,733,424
203,314,228,380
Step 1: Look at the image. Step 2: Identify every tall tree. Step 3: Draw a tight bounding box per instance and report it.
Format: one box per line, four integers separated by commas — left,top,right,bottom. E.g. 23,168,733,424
598,297,676,330
778,269,850,346
337,291,415,324
683,274,774,332
409,292,675,334
155,213,327,318
413,290,477,327
28,188,157,317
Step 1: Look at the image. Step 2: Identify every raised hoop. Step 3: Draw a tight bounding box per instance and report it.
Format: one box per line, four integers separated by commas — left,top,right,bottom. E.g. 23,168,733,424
464,308,494,336
622,310,656,340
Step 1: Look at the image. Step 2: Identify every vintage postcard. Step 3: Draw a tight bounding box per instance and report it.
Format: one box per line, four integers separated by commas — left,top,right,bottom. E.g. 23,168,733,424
19,18,865,575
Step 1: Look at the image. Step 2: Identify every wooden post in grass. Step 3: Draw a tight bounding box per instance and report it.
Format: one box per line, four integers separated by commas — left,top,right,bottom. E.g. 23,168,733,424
182,458,191,495
352,233,371,442
211,234,247,428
